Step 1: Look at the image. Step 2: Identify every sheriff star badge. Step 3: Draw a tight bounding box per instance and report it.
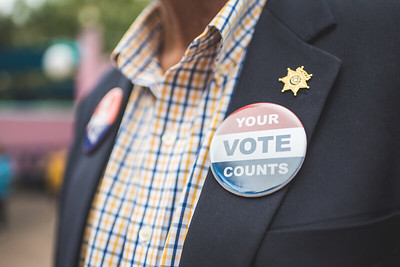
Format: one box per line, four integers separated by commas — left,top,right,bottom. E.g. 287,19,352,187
279,66,313,96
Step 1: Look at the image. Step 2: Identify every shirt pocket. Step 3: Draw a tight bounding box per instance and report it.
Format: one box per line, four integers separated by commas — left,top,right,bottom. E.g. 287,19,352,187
252,210,400,267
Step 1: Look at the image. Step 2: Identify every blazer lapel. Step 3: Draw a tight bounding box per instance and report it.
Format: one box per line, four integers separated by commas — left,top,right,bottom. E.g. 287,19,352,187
57,69,132,267
180,1,342,266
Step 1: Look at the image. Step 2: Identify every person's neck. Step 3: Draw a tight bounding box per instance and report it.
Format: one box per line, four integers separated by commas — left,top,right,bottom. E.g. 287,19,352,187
159,0,227,72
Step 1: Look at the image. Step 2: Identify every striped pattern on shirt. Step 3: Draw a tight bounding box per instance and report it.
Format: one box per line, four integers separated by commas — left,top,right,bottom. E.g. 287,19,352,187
80,0,267,266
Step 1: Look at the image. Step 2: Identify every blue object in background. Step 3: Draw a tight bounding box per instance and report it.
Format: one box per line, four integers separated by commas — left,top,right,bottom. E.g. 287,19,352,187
0,153,13,200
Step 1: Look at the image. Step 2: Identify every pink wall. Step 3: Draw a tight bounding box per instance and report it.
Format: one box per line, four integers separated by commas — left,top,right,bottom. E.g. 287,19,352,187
0,107,74,181
0,109,74,150
0,118,73,149
0,107,74,159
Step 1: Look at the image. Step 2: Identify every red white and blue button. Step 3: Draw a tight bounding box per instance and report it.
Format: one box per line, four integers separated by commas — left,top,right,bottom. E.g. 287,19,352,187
210,103,307,197
83,87,123,153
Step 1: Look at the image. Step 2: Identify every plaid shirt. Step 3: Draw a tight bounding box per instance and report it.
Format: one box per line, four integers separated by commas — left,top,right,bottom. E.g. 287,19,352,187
81,0,266,266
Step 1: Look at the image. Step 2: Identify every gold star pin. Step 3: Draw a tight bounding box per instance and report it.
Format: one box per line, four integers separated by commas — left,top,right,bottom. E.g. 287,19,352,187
279,66,313,96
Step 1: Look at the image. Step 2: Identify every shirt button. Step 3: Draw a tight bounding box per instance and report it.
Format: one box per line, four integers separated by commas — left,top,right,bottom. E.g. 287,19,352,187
139,226,152,243
216,64,225,75
162,131,176,146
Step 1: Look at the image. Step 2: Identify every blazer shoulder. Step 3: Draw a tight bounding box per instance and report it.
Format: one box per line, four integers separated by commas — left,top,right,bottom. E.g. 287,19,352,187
325,0,400,22
79,68,124,117
75,68,124,128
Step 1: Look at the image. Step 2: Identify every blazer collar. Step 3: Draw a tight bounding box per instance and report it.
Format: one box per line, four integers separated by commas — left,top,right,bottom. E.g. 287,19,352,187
180,1,342,266
266,0,336,42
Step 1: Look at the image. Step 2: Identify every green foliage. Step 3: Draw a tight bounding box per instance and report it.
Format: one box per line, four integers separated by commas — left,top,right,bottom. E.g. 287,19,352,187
0,17,16,46
1,0,150,52
94,0,150,51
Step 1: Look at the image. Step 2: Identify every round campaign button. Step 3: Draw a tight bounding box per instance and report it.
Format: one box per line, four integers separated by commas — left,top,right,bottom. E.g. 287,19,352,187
83,87,123,153
210,103,307,197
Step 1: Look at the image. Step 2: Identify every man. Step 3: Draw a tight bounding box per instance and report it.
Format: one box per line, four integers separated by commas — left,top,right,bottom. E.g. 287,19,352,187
56,0,400,266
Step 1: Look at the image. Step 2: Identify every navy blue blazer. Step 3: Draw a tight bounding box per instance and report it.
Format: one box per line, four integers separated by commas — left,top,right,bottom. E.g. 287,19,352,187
56,0,400,266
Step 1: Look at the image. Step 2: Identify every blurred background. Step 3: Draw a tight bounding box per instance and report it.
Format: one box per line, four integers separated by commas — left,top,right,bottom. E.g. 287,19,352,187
0,0,148,265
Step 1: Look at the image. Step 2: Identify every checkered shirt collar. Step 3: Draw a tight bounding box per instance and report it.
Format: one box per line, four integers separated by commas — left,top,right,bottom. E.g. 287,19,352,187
111,0,256,85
